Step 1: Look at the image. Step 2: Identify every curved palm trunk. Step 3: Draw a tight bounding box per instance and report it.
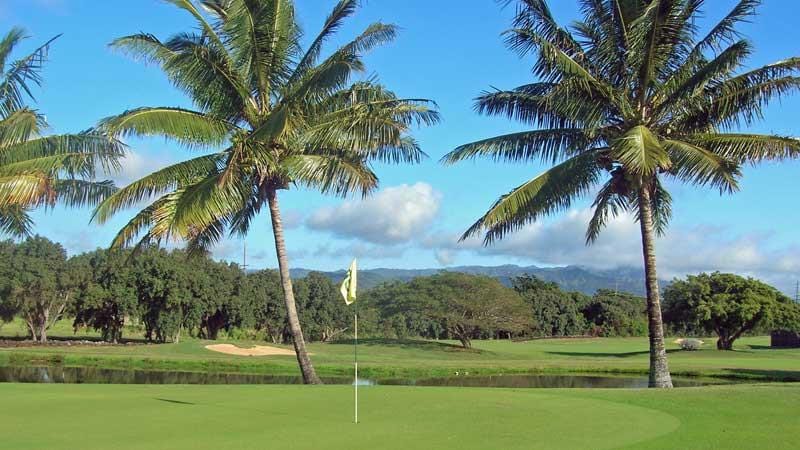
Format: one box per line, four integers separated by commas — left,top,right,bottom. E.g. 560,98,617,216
266,189,322,385
637,184,673,388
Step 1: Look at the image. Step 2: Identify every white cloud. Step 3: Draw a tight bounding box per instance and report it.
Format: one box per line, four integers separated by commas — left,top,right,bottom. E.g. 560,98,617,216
425,208,800,293
307,182,442,244
312,242,407,261
434,249,456,266
105,150,171,187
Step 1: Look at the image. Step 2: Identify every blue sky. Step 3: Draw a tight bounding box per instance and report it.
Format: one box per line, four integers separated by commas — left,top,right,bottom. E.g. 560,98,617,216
2,0,799,292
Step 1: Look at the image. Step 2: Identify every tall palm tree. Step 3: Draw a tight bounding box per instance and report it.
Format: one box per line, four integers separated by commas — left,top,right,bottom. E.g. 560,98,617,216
93,0,439,384
443,0,800,388
0,28,123,236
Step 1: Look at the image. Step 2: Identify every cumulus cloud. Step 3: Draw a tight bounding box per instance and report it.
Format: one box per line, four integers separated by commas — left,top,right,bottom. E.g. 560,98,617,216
426,208,800,293
307,183,441,244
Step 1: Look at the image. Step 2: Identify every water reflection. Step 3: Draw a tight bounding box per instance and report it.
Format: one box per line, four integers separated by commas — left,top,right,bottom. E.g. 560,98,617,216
379,374,712,388
0,366,720,388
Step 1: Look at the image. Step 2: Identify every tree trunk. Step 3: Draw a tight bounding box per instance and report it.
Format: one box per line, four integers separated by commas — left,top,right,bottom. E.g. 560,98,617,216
267,189,322,384
638,184,673,388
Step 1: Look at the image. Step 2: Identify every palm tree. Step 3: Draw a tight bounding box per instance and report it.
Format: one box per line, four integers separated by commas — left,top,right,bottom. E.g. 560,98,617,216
93,0,439,384
443,0,800,388
0,28,124,236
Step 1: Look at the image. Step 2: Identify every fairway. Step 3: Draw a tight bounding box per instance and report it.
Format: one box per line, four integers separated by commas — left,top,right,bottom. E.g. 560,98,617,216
1,383,798,450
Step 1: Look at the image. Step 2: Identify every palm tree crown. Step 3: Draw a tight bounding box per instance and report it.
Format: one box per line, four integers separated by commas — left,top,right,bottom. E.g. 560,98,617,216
0,28,124,236
443,0,800,387
93,0,439,384
94,0,439,250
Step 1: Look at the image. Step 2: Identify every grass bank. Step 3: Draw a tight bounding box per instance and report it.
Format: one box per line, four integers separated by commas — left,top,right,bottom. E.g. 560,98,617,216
2,331,799,382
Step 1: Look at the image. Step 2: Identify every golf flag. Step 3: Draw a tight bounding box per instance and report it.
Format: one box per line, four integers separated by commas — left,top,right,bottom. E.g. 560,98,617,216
341,259,359,423
340,259,357,305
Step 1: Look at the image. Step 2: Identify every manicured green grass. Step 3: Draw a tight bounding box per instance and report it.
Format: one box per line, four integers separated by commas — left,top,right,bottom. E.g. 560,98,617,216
0,383,797,449
2,326,799,381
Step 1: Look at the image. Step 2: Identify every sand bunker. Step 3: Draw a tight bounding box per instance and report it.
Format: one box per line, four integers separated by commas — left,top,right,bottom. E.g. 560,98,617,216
205,343,299,357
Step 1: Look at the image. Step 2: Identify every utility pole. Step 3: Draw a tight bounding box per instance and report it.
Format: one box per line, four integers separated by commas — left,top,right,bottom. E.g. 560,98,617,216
242,239,248,272
795,280,799,304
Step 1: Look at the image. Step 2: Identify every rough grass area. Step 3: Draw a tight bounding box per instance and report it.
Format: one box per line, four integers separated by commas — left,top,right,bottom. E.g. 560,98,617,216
0,383,797,450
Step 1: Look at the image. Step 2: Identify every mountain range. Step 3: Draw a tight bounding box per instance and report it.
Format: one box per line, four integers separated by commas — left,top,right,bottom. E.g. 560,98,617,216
289,264,666,296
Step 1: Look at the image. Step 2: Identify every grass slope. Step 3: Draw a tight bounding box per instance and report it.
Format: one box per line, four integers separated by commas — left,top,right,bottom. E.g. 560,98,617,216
0,383,797,449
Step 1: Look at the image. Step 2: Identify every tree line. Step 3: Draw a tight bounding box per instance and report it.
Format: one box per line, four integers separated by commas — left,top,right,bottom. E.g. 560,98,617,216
6,236,795,349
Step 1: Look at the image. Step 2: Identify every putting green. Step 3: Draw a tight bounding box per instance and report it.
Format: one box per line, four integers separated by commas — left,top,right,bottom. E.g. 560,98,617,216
0,384,678,450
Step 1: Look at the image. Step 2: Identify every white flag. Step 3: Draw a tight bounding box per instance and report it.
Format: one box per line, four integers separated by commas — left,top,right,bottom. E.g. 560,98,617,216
340,259,357,305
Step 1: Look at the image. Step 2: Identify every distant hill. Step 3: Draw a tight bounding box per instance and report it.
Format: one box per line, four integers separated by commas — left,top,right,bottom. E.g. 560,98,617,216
288,264,664,296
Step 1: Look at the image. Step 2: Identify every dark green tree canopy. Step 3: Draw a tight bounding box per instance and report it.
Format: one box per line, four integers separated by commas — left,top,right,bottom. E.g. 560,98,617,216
71,249,139,343
413,272,530,348
582,289,647,337
663,272,794,349
512,275,588,337
0,235,78,342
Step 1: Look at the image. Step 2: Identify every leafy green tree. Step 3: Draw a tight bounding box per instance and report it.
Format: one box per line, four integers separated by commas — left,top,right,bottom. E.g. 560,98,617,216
71,249,138,343
183,256,246,340
3,236,77,342
364,280,445,339
417,273,530,348
663,272,794,350
295,272,350,342
93,0,438,384
442,0,800,387
244,269,288,344
129,249,194,343
0,28,123,236
582,289,647,337
512,275,588,337
0,239,17,325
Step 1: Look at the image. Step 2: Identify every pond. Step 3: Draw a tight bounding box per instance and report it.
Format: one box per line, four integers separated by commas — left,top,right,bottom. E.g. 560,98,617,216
0,365,726,388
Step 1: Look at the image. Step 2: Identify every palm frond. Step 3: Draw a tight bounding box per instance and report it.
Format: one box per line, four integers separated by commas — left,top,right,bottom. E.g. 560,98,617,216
693,133,800,163
291,0,358,81
53,179,117,208
286,152,378,198
464,152,601,244
0,131,125,177
443,128,594,165
0,107,43,146
587,172,631,243
99,107,236,148
0,204,32,237
612,125,669,177
0,33,59,116
663,139,740,192
0,172,49,207
695,0,759,52
92,153,223,224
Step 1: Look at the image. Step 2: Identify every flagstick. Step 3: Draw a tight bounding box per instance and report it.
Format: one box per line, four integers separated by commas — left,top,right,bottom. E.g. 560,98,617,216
354,300,359,424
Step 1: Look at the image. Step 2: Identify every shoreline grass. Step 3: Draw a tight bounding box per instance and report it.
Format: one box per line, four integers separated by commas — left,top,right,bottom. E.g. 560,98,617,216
2,334,798,382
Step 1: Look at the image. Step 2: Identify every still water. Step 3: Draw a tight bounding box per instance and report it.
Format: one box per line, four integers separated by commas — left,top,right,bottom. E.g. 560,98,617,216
0,365,723,388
